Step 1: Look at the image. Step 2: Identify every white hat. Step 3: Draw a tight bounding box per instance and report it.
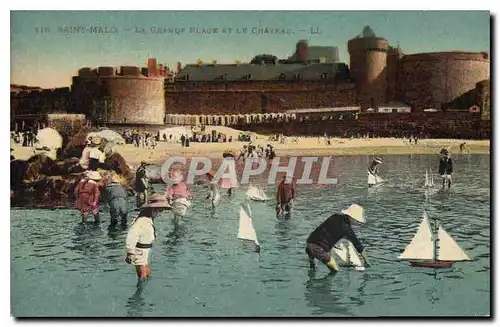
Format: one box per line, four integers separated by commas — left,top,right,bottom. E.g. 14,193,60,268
374,158,383,164
86,171,102,181
341,204,365,224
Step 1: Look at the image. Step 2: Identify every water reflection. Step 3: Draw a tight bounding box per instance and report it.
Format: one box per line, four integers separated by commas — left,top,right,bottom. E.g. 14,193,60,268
304,271,351,316
125,280,153,317
162,226,188,266
275,220,292,252
107,224,127,240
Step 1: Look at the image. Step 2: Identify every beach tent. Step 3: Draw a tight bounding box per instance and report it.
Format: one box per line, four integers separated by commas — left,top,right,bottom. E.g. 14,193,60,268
35,128,63,150
158,126,193,139
88,129,125,144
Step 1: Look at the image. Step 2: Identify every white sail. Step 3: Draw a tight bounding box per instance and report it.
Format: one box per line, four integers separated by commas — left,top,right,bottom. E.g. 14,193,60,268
399,212,435,260
213,189,221,205
430,168,434,186
375,175,384,184
367,172,376,185
332,242,349,263
246,185,268,201
348,242,364,267
238,206,259,245
425,169,429,187
333,242,364,268
438,226,471,261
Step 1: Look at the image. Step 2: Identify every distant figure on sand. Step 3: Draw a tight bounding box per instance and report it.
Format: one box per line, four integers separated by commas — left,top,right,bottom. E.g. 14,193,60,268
305,204,370,273
135,161,149,207
166,169,192,225
367,157,383,186
75,171,102,223
439,149,453,188
105,172,129,226
125,199,170,282
276,176,295,219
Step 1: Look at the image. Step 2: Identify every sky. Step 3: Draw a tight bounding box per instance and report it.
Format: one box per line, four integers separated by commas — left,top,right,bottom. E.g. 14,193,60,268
10,11,490,88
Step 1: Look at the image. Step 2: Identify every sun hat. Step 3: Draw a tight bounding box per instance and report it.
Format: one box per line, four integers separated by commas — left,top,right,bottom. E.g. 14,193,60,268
141,200,171,209
86,171,102,181
341,204,365,224
149,194,167,202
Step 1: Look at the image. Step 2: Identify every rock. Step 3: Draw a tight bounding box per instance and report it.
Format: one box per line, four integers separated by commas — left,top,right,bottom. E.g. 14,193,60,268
62,127,94,159
24,155,57,183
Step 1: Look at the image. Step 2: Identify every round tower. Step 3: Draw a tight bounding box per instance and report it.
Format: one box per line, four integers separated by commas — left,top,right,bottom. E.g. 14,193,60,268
347,26,389,110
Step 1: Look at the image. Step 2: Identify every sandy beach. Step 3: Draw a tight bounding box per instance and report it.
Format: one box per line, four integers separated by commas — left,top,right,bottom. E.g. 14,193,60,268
11,125,490,168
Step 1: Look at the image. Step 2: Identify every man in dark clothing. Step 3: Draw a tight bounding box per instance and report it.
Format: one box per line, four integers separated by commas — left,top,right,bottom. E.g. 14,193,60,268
305,204,370,273
135,161,149,207
276,176,295,219
438,149,453,188
106,172,129,225
181,135,186,147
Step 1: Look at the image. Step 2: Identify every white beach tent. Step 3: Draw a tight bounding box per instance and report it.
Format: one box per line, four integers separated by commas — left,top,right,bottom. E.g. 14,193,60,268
35,128,63,150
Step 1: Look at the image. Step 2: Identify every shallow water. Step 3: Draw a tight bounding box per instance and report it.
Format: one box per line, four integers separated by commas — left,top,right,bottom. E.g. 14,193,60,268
11,154,490,317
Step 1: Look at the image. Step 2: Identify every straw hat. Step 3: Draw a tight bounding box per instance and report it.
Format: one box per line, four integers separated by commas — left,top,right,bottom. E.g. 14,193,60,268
341,204,365,224
440,148,449,155
109,173,121,184
86,171,102,181
374,157,383,164
149,194,167,202
141,200,171,209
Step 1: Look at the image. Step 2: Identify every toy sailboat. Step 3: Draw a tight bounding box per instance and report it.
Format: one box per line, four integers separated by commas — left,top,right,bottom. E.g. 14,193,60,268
399,211,471,268
246,185,269,202
332,241,366,271
368,172,384,186
238,206,260,252
425,168,435,188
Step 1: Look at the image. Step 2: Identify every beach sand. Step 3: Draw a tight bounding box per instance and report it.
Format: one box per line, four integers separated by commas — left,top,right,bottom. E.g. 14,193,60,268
11,128,490,168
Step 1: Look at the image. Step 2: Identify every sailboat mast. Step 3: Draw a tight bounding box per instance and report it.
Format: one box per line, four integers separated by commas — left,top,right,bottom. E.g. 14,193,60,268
433,216,439,261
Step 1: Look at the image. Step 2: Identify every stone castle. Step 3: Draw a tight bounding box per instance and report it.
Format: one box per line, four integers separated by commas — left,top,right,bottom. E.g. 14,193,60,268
11,26,490,127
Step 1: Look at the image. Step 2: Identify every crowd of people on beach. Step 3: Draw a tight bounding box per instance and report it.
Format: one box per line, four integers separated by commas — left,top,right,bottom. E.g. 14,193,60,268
11,121,463,285
11,129,37,147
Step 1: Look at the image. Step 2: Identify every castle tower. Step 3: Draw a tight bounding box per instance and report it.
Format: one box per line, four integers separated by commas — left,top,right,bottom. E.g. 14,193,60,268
147,58,158,77
386,45,403,102
347,26,389,110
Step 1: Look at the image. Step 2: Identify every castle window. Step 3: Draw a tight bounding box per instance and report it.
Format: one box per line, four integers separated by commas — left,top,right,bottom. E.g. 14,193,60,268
279,73,286,80
247,74,252,80
321,73,327,80
185,74,190,81
295,73,302,80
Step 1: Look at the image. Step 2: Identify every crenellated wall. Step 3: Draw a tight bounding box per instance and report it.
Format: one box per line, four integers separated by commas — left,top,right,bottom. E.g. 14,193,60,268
165,81,357,115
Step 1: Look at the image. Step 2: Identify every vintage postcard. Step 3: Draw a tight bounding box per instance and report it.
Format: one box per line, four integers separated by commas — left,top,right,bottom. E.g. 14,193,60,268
10,10,490,317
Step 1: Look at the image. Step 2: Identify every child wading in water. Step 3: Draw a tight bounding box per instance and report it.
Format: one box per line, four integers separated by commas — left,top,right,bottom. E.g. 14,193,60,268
125,198,170,282
75,170,102,223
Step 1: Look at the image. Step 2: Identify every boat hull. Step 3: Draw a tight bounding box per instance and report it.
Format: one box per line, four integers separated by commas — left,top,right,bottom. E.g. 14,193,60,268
409,261,453,268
